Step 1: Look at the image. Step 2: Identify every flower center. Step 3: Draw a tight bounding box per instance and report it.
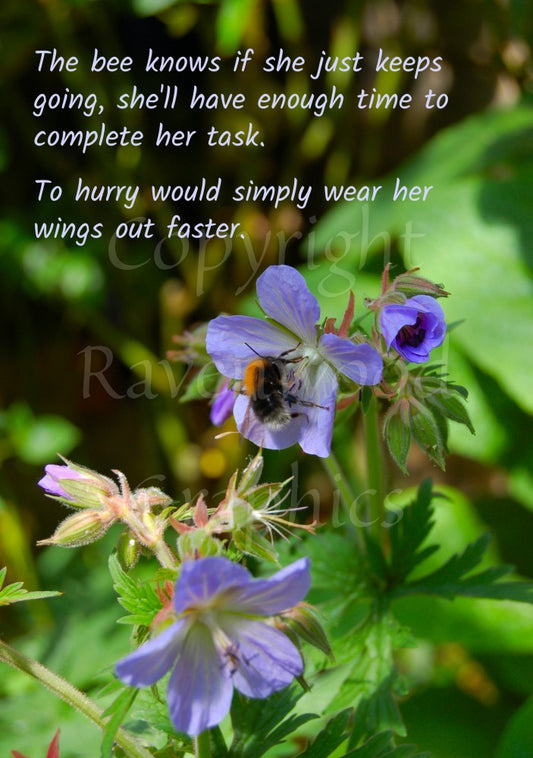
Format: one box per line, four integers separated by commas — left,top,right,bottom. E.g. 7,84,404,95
397,315,426,348
300,345,322,366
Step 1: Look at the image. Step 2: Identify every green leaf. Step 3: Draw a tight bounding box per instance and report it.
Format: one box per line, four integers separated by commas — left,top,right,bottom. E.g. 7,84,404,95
345,730,431,757
101,688,138,758
297,708,352,757
394,534,533,603
0,567,61,606
496,695,533,758
229,688,317,758
179,361,220,403
108,554,163,626
385,480,439,586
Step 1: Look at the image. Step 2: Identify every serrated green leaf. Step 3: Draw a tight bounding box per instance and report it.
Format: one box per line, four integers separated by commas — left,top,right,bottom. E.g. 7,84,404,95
386,480,438,585
109,554,162,626
393,533,533,603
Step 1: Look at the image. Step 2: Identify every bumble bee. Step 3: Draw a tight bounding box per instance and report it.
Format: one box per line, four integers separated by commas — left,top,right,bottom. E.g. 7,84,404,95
242,344,328,430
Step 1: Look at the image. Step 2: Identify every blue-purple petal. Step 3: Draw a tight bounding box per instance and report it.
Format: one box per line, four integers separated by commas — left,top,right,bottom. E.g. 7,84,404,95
256,266,320,345
167,623,233,736
228,557,311,616
174,557,252,614
115,620,186,687
206,315,298,378
210,381,236,426
297,363,337,457
319,333,383,386
233,393,304,451
222,618,303,698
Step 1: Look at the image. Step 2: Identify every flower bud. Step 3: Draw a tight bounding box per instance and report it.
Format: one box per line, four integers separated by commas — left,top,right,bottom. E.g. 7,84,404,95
117,529,142,570
38,460,118,509
37,509,114,548
276,603,333,659
393,269,449,299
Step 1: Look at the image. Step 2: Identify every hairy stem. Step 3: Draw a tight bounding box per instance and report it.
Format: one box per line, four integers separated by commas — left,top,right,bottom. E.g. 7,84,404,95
0,639,153,758
363,395,386,541
323,451,363,551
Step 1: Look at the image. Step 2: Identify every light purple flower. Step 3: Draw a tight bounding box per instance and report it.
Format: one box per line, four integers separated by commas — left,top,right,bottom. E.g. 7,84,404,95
205,265,383,457
115,555,310,736
379,295,446,364
39,464,87,499
209,380,236,426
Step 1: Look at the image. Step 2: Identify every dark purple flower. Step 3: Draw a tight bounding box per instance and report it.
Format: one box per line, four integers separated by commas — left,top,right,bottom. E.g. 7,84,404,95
116,556,310,736
205,265,383,457
379,295,446,363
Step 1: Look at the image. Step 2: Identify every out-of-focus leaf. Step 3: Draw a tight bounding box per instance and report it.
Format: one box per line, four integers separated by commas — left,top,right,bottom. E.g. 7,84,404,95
3,402,80,464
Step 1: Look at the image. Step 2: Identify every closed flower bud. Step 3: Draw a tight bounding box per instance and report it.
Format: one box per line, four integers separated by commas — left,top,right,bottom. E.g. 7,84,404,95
117,530,142,570
276,603,333,659
37,510,114,548
393,270,449,299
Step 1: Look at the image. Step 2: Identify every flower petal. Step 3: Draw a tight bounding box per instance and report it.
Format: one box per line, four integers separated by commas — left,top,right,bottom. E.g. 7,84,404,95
174,557,252,614
379,303,417,350
380,295,446,363
256,266,320,345
221,618,303,698
227,557,311,616
115,620,186,687
233,393,304,451
207,315,298,378
38,465,84,498
297,362,337,457
319,333,383,386
210,381,236,426
167,623,234,736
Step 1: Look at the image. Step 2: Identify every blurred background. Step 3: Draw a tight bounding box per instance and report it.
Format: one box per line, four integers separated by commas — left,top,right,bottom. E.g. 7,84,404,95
1,0,533,755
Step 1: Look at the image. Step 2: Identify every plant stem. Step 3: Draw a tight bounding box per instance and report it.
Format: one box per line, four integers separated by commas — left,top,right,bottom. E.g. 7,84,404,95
322,451,363,551
195,729,211,758
363,395,386,541
0,639,154,758
152,538,178,569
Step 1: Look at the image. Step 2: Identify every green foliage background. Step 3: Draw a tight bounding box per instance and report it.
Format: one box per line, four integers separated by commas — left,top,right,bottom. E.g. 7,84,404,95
1,0,533,755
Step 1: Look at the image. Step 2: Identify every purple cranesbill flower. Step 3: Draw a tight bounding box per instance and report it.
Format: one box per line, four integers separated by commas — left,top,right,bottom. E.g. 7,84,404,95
379,295,446,364
209,379,236,426
115,555,310,737
205,265,383,457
